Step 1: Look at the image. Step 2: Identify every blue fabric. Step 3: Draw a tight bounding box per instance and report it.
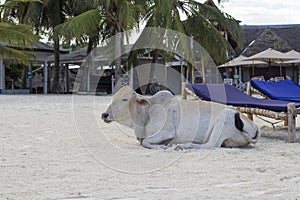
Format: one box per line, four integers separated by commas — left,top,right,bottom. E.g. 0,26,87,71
187,83,300,112
251,80,300,102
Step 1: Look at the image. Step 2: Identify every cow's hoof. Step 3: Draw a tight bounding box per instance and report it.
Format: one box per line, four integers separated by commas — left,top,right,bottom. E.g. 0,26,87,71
174,144,185,151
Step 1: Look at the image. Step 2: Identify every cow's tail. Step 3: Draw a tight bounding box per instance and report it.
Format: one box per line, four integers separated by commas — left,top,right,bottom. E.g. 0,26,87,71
234,112,244,132
234,112,260,144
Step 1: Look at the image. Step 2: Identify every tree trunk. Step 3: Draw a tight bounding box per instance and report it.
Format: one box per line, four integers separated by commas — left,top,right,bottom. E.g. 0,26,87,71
21,65,27,89
114,31,122,92
52,35,61,93
87,38,94,55
145,49,160,94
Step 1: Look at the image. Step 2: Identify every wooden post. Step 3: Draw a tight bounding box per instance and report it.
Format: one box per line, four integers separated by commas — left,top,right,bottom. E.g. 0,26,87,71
182,82,187,100
87,66,90,92
201,59,205,83
287,103,296,143
284,118,288,126
43,61,48,94
28,64,32,93
247,114,253,121
129,64,133,88
191,65,194,84
0,57,5,90
186,66,190,82
246,82,253,120
65,64,69,93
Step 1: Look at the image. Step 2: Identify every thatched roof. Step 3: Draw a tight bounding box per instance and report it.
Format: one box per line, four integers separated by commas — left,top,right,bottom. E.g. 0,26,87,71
47,45,134,65
241,29,292,56
241,25,300,56
1,41,68,53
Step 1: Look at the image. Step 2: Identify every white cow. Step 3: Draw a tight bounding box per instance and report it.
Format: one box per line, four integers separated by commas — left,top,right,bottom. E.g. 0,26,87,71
102,86,261,149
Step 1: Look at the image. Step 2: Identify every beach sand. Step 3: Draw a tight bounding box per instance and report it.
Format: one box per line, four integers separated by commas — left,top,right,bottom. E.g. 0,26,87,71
1,94,300,200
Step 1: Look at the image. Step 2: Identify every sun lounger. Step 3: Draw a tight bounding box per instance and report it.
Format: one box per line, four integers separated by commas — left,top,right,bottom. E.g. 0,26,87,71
250,80,300,102
182,83,300,142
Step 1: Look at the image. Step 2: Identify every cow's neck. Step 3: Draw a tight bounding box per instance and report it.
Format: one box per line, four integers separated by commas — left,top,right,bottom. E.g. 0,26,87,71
135,104,150,126
132,104,150,136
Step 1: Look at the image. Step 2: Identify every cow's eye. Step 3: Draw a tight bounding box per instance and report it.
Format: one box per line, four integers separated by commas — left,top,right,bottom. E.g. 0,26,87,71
122,98,128,101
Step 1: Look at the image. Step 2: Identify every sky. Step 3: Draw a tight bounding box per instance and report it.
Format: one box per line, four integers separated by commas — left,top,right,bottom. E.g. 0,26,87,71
206,0,300,25
1,0,298,25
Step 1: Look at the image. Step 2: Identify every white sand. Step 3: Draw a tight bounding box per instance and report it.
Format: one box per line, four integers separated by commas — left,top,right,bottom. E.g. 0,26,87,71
1,94,300,200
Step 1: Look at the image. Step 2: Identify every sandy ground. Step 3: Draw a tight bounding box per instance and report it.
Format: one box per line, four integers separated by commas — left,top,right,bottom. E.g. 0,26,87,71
1,94,300,200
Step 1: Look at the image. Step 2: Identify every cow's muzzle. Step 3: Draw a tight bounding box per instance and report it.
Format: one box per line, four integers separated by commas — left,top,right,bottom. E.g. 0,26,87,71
101,112,112,123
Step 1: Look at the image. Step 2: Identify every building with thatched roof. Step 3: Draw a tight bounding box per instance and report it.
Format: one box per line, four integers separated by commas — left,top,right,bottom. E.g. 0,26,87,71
241,24,300,55
234,24,300,81
241,28,293,56
0,41,68,94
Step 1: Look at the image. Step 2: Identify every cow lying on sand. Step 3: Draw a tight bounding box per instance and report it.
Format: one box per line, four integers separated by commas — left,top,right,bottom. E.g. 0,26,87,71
102,86,261,149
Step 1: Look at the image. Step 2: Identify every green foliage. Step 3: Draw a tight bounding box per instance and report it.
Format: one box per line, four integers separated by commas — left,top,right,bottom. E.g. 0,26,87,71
55,9,101,41
1,0,242,66
138,0,242,64
0,22,38,46
5,64,23,82
0,22,39,64
274,42,280,50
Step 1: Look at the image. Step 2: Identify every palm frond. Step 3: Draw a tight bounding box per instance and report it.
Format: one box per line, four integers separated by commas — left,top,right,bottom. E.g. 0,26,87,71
0,22,38,65
55,9,102,41
0,23,39,46
0,0,42,9
185,12,233,64
190,1,243,48
0,45,35,65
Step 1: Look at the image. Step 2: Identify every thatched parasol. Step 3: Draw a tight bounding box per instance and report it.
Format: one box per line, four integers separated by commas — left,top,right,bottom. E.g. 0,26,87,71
243,48,297,64
244,48,298,77
218,55,265,67
284,50,300,64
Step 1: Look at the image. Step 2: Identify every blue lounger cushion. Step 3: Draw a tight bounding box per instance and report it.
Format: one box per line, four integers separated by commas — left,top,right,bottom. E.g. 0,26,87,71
251,80,300,102
187,83,300,112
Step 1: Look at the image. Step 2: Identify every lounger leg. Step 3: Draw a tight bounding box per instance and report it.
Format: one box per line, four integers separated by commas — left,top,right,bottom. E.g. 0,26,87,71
247,114,253,121
284,118,288,126
287,103,296,143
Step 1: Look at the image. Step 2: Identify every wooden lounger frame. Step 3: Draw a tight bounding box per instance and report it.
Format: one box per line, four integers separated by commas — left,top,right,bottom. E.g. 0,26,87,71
246,82,269,99
182,83,299,143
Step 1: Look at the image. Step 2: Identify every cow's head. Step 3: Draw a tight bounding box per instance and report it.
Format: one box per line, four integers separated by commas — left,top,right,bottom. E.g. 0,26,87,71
102,86,150,128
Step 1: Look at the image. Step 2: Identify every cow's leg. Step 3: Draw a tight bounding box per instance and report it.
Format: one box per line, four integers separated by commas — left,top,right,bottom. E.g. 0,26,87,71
175,141,223,150
142,131,175,149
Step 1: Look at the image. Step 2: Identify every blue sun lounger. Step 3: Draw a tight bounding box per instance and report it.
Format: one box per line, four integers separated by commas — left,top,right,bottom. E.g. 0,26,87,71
182,83,300,142
250,80,300,102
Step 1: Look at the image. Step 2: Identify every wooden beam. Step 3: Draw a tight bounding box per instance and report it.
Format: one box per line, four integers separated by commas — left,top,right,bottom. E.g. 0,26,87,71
43,61,48,94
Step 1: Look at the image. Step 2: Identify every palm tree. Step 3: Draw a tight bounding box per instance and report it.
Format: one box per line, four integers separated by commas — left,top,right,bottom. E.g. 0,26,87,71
55,0,145,83
0,0,40,64
55,0,102,54
54,0,242,90
139,0,242,65
2,0,68,93
39,0,67,93
124,0,241,88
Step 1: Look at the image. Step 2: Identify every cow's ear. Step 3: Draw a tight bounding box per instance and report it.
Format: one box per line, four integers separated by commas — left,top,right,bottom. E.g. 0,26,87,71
131,93,150,106
136,98,150,106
